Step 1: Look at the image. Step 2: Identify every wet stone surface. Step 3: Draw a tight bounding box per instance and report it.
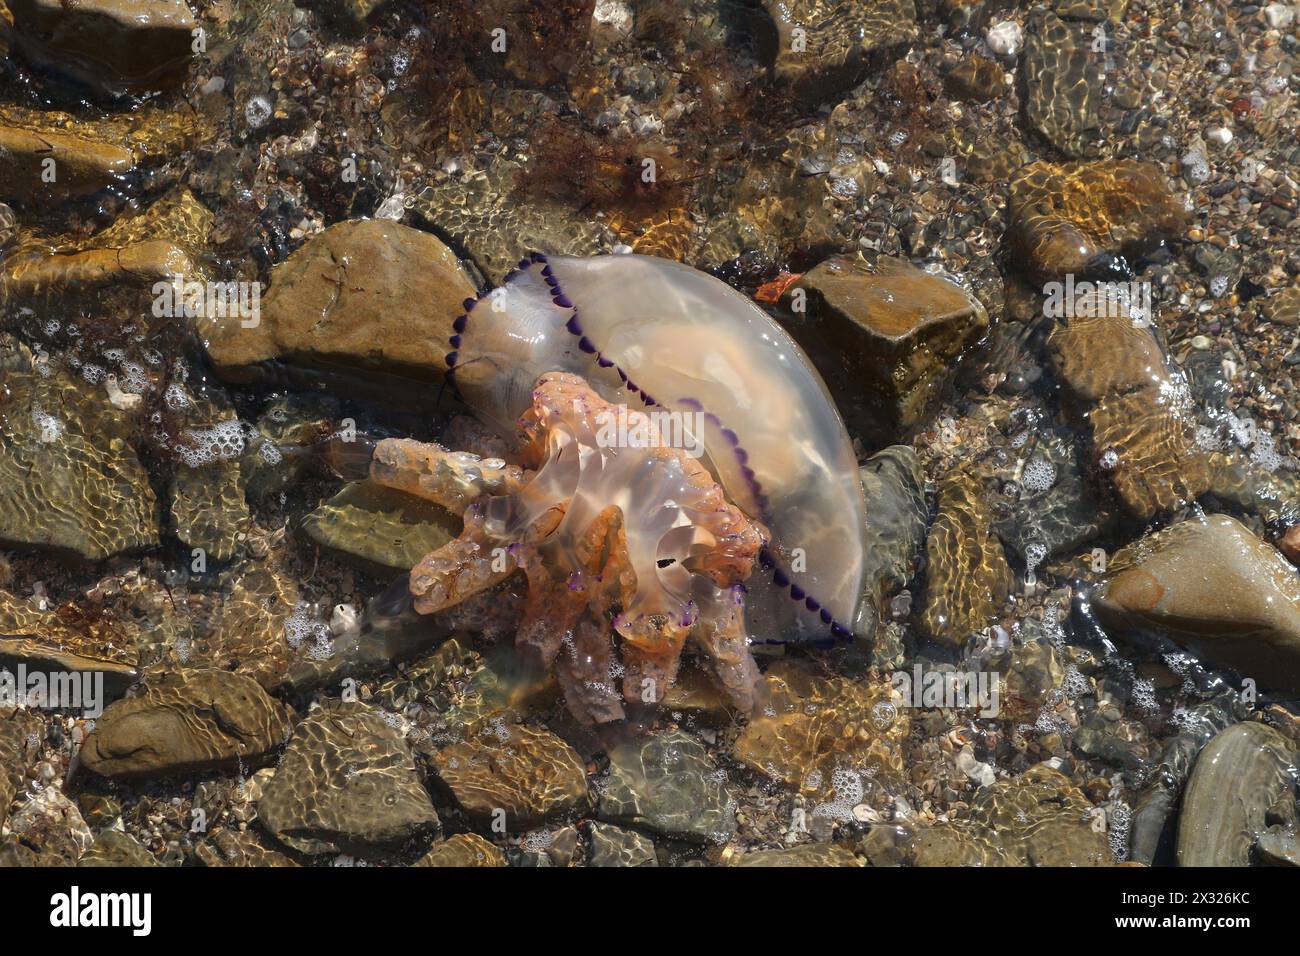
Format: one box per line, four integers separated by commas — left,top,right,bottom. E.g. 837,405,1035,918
0,0,1299,873
430,722,589,830
919,466,1014,648
1177,722,1297,866
79,669,295,779
599,729,736,844
258,702,440,857
910,765,1111,866
785,255,988,442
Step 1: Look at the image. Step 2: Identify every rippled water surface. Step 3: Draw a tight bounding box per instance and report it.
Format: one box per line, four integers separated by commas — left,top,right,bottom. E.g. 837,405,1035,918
0,0,1299,871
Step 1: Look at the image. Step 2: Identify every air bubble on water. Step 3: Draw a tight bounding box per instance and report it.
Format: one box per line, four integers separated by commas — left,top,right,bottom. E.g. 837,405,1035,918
178,419,246,467
1194,425,1224,451
81,363,105,385
1209,275,1229,298
164,383,191,410
120,362,149,394
1108,801,1132,862
259,441,283,465
245,94,273,129
1024,541,1047,572
1063,664,1091,698
1131,676,1158,715
1251,430,1283,472
1021,456,1057,493
30,405,63,441
284,602,330,652
1181,147,1211,184
811,767,865,822
521,829,556,853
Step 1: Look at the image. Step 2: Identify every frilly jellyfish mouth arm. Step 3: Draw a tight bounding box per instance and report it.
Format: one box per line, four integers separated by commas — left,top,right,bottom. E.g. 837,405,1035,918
443,252,869,649
370,437,528,513
382,372,769,726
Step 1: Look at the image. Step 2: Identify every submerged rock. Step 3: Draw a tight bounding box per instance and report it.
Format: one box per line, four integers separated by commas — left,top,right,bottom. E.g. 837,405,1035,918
200,561,299,689
258,703,440,856
430,723,589,830
170,459,250,564
1096,515,1300,694
1262,285,1300,327
911,764,1110,866
1129,693,1243,866
1046,307,1212,521
852,446,928,646
0,124,132,204
0,590,140,694
4,0,195,95
0,785,94,865
600,729,735,843
79,669,295,778
1008,160,1188,282
993,435,1102,564
729,843,862,866
919,466,1014,648
0,711,43,831
2,241,191,300
1089,389,1212,520
203,219,476,387
733,660,909,794
0,339,158,560
78,830,158,867
783,255,988,441
4,187,211,299
1177,722,1297,866
1020,8,1103,157
944,54,1006,103
413,833,507,867
758,0,918,100
1255,828,1300,867
300,480,461,575
1047,311,1172,406
194,827,299,867
587,822,657,867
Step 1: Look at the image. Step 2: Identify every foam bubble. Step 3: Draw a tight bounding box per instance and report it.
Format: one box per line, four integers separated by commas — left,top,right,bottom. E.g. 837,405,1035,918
1021,456,1057,493
178,419,246,467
